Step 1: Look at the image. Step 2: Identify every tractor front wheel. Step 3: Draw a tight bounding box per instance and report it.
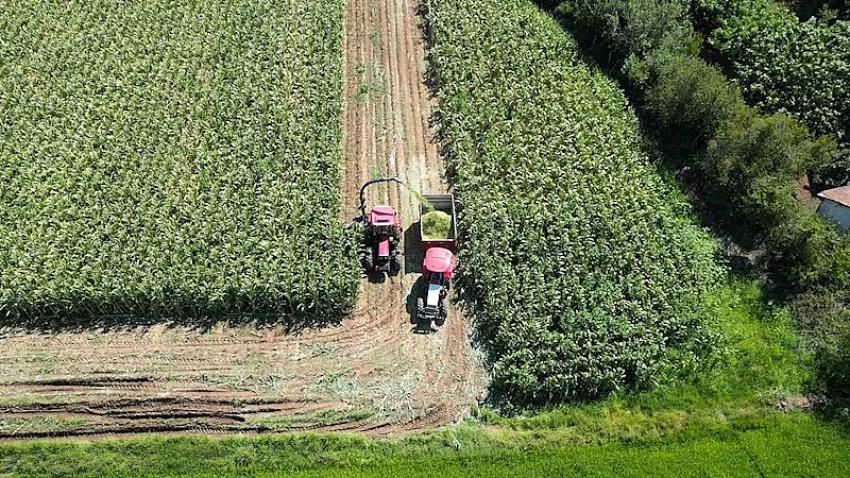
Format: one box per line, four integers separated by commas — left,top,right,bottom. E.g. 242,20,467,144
416,297,425,320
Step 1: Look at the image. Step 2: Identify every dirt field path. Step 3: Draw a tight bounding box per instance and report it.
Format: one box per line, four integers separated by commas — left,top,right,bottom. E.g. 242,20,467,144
0,0,483,441
338,0,484,431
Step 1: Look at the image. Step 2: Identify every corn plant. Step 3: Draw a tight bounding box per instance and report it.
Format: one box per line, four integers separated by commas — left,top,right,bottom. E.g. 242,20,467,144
423,0,722,407
0,0,358,321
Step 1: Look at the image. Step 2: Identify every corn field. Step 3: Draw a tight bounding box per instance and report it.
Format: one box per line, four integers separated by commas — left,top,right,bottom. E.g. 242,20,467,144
0,0,358,321
423,0,723,406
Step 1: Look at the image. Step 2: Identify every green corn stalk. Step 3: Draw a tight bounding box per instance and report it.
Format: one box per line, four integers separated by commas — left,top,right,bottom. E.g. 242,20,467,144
425,0,723,407
0,0,358,322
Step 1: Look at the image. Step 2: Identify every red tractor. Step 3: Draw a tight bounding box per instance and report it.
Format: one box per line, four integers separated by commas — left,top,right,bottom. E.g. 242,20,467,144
357,177,403,275
416,247,455,326
414,194,457,327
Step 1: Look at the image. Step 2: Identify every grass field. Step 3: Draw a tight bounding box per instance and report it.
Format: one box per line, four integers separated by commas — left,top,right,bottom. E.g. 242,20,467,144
0,0,357,322
1,414,848,477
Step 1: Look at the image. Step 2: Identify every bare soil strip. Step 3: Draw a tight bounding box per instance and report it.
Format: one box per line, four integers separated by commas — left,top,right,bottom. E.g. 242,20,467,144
0,0,483,440
339,0,484,432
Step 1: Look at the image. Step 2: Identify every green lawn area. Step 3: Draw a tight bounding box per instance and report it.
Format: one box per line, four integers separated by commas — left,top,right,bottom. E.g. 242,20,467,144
1,414,848,477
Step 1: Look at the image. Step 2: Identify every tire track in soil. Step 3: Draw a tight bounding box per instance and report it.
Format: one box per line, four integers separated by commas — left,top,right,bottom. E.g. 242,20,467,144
0,0,483,440
338,0,484,435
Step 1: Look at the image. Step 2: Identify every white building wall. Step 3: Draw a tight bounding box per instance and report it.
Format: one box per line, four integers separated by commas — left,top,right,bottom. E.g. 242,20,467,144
817,199,850,233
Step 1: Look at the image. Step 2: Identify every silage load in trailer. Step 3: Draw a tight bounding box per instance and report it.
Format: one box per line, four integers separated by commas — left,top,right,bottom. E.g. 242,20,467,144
422,210,452,240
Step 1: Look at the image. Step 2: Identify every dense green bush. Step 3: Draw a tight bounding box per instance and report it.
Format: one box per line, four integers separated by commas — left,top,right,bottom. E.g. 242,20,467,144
698,0,850,188
783,0,850,20
0,0,359,321
560,0,694,87
818,321,850,394
706,1,850,140
792,288,850,395
424,0,722,407
703,113,833,198
812,150,850,187
645,55,743,153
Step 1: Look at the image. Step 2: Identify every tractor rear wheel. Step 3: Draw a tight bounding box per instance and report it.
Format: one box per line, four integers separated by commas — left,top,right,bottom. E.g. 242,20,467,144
361,247,374,271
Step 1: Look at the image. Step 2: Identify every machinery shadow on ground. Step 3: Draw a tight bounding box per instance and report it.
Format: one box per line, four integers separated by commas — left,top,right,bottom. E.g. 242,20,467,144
366,271,388,284
403,222,436,334
405,274,436,335
404,221,425,275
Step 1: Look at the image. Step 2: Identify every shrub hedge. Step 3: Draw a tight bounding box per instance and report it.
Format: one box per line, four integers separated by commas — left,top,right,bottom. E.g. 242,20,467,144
697,0,850,188
555,0,850,397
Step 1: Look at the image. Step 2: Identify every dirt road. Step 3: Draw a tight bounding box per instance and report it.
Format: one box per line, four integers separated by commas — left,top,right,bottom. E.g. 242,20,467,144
339,0,484,432
0,0,483,440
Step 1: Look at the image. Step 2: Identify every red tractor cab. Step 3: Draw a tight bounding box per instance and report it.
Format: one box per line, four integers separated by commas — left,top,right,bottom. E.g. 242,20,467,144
417,247,455,326
357,177,404,276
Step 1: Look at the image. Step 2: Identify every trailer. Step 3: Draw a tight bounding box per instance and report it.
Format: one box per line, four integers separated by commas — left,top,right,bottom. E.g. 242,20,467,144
419,193,457,250
415,193,457,327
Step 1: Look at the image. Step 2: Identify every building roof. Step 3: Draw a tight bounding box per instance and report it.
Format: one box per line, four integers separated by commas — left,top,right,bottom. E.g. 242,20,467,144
817,186,850,207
